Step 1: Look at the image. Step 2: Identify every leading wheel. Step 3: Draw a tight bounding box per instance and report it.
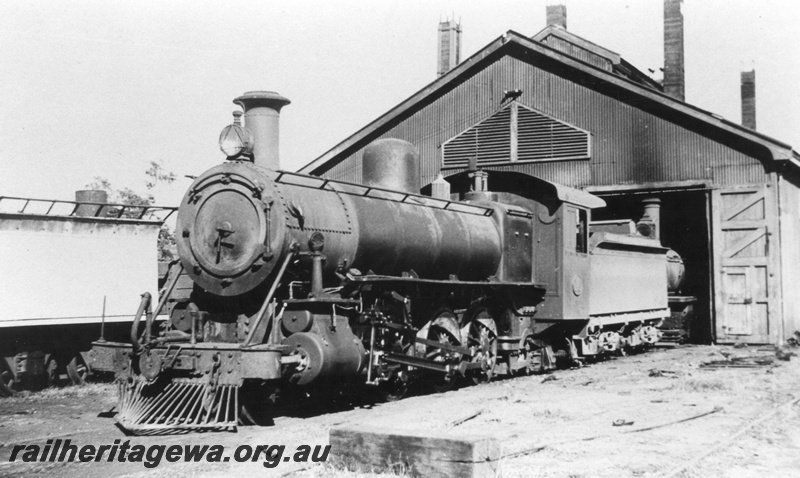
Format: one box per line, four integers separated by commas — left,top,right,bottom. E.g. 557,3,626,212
378,367,411,402
238,383,275,426
378,336,415,402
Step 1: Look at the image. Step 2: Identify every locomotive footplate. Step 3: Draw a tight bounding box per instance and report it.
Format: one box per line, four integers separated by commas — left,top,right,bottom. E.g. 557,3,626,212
343,273,546,290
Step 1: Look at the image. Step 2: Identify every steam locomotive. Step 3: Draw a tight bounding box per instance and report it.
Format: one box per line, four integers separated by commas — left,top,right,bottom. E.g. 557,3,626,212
91,91,678,433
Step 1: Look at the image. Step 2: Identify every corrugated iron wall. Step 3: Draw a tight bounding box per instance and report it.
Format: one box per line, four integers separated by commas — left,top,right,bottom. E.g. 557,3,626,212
318,54,769,190
778,169,800,342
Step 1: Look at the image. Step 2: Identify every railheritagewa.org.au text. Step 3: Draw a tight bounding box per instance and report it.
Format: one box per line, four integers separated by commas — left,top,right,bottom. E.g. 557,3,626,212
8,439,330,468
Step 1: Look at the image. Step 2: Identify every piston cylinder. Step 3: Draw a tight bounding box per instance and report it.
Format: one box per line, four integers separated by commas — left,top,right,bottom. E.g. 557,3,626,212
283,314,364,385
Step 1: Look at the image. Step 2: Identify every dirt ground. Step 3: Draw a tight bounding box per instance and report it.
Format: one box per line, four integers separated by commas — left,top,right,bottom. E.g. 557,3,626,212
1,344,799,478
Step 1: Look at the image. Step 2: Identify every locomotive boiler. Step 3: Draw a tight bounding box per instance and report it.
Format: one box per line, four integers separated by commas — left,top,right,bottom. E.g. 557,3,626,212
90,91,671,433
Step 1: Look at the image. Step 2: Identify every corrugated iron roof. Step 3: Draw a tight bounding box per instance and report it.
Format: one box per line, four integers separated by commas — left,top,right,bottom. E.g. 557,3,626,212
531,26,663,91
532,25,622,64
299,30,797,175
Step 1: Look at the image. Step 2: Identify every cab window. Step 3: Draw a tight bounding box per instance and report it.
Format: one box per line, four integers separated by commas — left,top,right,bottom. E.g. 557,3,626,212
576,208,587,253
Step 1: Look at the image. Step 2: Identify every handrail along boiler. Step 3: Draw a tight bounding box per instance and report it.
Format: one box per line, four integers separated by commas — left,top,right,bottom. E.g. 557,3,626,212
90,91,672,433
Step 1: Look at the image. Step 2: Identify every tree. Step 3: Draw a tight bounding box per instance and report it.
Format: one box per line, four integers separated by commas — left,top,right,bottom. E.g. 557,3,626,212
145,160,177,190
86,160,178,261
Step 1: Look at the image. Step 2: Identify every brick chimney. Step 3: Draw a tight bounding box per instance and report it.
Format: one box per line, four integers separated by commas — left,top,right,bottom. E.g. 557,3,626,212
663,0,685,102
546,5,567,29
437,19,462,77
741,70,756,130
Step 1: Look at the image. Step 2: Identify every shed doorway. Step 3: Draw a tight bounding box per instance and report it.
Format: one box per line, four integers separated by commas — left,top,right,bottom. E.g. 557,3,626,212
591,189,713,343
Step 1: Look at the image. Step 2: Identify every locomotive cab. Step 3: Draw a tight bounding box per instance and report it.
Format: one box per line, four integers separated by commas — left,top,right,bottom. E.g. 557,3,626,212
451,169,670,360
457,171,604,324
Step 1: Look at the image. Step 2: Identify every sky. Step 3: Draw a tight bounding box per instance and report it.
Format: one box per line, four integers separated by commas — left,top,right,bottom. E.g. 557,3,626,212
1,0,798,206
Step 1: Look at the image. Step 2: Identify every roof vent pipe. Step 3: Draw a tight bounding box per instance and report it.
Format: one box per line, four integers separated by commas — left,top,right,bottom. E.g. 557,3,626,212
234,91,290,170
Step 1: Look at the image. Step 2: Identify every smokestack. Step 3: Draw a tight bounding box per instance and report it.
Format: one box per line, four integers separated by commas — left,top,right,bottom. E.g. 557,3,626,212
638,198,661,240
437,19,462,77
546,5,567,29
663,0,685,102
233,91,290,170
642,198,661,239
741,70,756,130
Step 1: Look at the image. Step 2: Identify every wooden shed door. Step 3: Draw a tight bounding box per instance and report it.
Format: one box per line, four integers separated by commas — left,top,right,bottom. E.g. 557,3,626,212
712,185,780,344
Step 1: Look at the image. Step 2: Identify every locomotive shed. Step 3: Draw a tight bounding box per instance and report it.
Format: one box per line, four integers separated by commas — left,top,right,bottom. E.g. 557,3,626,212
300,25,800,348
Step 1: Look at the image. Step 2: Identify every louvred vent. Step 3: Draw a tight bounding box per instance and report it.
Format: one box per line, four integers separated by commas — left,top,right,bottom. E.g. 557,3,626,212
442,102,590,168
442,107,512,168
517,107,590,161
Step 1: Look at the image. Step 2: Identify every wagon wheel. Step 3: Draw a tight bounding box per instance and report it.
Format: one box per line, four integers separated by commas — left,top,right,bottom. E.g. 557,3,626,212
0,358,17,397
467,314,497,385
66,353,90,386
45,354,63,387
425,308,462,393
